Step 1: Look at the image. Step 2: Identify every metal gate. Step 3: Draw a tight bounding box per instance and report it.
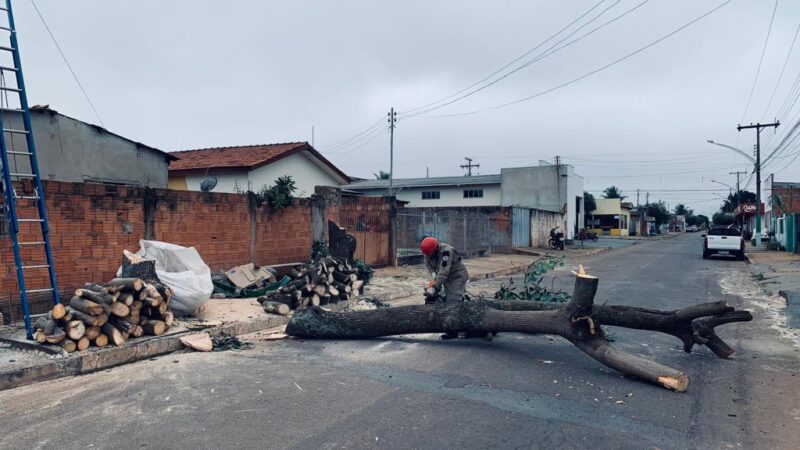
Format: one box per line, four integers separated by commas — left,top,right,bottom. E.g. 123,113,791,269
512,207,531,248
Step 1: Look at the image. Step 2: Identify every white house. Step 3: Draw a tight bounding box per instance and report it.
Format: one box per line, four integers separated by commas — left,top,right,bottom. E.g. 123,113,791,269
167,142,350,196
346,162,585,239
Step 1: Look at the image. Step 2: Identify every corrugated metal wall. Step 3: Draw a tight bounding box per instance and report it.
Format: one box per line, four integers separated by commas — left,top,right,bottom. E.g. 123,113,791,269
512,207,530,248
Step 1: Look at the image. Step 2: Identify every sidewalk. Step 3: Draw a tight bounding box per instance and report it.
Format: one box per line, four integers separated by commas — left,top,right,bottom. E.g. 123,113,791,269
0,298,288,391
746,248,800,328
368,250,605,306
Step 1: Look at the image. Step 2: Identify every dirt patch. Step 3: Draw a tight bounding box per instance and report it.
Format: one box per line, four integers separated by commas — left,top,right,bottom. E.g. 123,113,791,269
195,298,265,323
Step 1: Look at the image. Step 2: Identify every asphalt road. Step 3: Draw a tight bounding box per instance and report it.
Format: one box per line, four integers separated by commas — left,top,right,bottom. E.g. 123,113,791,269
1,234,798,449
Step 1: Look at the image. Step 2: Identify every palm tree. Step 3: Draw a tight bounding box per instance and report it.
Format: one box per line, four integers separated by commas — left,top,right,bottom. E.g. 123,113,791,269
674,204,693,216
373,170,390,180
603,186,626,200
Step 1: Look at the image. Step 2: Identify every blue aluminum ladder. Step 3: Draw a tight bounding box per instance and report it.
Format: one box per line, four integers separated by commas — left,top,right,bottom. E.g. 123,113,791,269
0,0,59,339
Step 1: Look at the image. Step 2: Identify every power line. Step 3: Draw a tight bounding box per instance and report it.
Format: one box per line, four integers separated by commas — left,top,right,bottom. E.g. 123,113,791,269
323,122,387,155
740,0,779,123
402,0,652,119
761,22,800,121
317,117,385,152
421,0,734,118
29,0,106,128
399,0,609,116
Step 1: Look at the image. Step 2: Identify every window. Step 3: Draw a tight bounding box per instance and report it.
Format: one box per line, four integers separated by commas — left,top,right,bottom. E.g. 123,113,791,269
421,191,440,200
709,227,741,236
463,189,484,198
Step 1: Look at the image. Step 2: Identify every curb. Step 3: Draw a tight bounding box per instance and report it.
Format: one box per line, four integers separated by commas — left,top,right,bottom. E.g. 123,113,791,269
468,265,528,282
0,314,288,392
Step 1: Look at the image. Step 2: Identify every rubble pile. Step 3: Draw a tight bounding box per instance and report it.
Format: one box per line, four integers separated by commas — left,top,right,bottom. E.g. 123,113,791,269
257,257,367,313
32,277,175,352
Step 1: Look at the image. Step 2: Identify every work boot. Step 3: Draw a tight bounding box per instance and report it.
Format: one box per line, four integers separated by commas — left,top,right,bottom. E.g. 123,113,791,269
440,332,458,340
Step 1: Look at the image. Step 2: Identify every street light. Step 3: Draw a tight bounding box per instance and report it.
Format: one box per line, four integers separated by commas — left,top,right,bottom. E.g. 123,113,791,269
707,139,760,241
710,179,734,191
706,140,756,163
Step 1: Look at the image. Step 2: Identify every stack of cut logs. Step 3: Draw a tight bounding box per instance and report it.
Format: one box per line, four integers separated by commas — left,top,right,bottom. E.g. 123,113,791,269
32,277,175,353
257,257,366,313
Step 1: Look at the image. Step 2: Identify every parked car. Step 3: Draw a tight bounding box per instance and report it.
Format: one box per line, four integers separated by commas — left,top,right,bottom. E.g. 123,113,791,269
686,225,699,232
702,226,745,260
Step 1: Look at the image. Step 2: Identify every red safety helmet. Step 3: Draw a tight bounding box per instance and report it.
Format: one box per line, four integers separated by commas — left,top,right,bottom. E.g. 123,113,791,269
420,237,439,256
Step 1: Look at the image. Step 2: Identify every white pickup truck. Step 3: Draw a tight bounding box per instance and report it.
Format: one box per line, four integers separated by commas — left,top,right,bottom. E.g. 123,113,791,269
702,226,745,260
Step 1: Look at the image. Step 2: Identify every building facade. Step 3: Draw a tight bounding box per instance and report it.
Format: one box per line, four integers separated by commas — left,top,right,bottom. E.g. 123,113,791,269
167,142,350,197
587,198,631,236
345,162,585,239
4,105,174,187
765,178,800,252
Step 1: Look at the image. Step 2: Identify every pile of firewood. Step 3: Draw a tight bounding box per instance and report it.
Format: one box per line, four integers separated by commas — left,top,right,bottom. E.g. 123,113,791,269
257,257,366,313
32,277,175,352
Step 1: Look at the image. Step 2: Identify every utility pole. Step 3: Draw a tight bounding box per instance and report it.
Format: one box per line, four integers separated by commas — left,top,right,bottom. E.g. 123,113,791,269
311,126,315,147
387,107,398,267
737,121,779,245
730,170,747,236
388,108,397,196
460,157,479,176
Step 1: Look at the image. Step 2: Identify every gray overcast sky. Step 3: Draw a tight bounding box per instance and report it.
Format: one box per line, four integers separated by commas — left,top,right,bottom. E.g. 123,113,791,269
11,0,800,215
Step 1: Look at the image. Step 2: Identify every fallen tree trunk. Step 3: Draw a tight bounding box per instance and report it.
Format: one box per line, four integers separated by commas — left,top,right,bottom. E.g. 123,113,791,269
485,299,752,358
287,268,690,392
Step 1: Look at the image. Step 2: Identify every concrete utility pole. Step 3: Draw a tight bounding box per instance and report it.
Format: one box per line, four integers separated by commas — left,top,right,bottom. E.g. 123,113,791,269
737,121,779,246
388,108,396,196
730,170,747,236
460,157,479,176
387,107,398,267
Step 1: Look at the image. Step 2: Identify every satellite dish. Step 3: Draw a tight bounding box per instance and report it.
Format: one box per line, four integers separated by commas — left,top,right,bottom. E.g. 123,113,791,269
200,177,218,192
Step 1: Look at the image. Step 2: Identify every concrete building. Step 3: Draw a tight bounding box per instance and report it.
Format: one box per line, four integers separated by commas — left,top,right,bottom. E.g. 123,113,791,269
346,162,585,239
167,142,350,197
587,198,632,236
3,105,175,187
765,179,800,252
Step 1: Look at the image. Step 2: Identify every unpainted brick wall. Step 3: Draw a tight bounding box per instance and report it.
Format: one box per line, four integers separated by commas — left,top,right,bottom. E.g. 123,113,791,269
0,180,316,321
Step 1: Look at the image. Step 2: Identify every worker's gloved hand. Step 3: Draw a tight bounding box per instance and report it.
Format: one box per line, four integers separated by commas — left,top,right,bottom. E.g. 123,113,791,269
424,287,440,305
428,280,436,288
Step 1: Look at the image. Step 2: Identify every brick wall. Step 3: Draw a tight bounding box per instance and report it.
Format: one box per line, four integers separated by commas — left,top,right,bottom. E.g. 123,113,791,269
0,181,317,321
152,189,251,269
254,197,314,266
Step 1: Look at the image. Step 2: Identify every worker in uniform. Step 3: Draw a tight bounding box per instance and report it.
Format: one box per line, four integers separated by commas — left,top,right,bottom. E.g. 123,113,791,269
420,237,468,303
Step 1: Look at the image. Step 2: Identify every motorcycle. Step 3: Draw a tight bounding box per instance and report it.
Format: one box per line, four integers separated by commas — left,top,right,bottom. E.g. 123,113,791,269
548,226,565,250
577,228,599,242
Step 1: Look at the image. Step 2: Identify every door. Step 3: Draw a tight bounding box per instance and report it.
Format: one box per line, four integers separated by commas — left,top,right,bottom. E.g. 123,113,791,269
512,207,531,248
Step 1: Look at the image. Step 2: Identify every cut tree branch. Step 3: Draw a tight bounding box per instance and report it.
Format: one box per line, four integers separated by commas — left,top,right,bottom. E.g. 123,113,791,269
287,267,691,392
485,299,752,358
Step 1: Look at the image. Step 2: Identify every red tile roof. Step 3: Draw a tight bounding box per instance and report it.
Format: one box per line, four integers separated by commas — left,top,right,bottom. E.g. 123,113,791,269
168,142,349,182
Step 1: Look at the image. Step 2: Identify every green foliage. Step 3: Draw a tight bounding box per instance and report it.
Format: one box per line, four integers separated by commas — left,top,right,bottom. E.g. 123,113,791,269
583,191,597,213
645,201,671,227
257,175,297,211
374,170,391,180
770,194,786,212
603,186,626,200
673,203,693,217
767,241,785,251
311,241,329,261
721,190,756,213
354,259,374,284
712,211,735,225
494,257,570,303
687,214,709,227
